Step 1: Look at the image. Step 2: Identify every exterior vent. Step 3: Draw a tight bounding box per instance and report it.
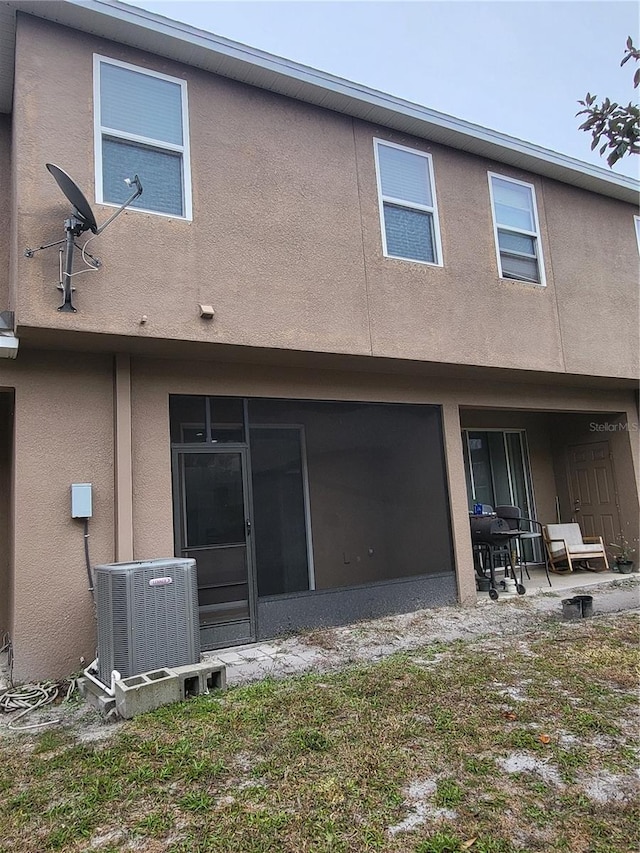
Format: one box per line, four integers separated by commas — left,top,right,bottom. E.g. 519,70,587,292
94,558,200,687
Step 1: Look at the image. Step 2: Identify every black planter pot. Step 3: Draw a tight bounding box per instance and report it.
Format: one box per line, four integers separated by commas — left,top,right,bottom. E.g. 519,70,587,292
615,560,634,574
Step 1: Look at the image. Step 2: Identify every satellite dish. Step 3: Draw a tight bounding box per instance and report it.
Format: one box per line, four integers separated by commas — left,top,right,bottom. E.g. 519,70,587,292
25,164,143,313
46,163,98,234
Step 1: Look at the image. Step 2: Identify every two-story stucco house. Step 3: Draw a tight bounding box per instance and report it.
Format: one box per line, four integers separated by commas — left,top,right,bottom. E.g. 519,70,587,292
0,0,638,682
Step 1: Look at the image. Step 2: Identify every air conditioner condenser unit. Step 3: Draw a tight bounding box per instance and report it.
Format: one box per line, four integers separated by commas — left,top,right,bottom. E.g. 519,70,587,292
94,557,200,688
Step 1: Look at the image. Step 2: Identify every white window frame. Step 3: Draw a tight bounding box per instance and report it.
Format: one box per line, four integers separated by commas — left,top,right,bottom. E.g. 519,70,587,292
373,138,443,267
488,172,545,286
634,216,640,255
93,54,192,221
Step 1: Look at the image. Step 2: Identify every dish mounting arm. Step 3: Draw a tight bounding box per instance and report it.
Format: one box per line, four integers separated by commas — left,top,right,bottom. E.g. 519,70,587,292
57,175,142,313
94,175,143,235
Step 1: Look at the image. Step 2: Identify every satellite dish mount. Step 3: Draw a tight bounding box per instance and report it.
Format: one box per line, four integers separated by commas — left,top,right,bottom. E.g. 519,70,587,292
25,164,143,312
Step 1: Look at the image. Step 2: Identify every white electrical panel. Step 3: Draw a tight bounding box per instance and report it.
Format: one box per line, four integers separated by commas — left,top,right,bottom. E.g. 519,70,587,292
71,483,93,518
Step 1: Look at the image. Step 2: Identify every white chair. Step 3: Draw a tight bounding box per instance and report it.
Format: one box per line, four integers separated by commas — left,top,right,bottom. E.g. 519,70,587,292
543,523,610,573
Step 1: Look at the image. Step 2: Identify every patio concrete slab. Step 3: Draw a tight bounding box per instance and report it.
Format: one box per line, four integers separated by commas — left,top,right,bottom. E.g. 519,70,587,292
214,651,244,664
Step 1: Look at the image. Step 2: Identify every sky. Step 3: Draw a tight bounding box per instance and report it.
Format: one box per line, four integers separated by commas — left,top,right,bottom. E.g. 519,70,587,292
125,0,639,179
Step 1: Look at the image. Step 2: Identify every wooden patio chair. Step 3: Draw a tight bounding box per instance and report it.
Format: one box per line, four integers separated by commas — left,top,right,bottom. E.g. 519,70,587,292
543,523,610,573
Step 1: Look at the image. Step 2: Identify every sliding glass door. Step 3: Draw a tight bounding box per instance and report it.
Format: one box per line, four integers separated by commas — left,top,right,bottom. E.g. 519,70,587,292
462,429,541,561
463,431,532,515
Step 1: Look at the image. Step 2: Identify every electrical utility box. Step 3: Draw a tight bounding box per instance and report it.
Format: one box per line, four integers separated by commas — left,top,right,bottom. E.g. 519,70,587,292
71,483,92,518
94,558,200,687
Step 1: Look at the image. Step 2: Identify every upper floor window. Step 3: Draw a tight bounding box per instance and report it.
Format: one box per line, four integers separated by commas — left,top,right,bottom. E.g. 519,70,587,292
94,56,192,219
374,139,442,266
634,216,640,254
488,173,545,285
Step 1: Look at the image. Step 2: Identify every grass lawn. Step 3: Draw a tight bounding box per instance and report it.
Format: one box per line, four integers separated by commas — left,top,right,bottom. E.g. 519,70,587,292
0,612,638,853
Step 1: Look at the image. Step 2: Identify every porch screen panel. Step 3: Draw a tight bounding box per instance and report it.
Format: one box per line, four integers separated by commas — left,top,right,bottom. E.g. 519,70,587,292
170,395,206,443
249,399,454,591
249,427,310,596
210,397,245,443
183,454,245,547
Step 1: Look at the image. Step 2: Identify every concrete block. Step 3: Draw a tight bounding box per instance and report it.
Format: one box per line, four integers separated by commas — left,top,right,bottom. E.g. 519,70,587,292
167,661,227,699
82,661,226,720
98,694,117,716
114,668,181,720
78,674,104,700
77,676,117,717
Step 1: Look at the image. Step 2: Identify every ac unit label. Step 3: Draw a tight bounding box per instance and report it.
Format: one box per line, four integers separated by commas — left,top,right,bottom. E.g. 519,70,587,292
149,576,173,587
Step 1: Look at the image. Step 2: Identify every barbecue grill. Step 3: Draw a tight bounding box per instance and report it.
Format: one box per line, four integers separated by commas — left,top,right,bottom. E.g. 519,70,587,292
470,515,511,544
470,514,526,600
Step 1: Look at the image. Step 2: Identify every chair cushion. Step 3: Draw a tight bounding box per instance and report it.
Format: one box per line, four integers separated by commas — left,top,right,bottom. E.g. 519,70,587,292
567,545,605,556
546,523,585,548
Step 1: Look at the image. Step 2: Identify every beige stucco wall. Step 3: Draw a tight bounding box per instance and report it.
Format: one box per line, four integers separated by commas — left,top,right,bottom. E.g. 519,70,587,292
0,351,115,681
544,182,640,379
0,113,10,312
13,15,370,355
354,128,567,374
11,15,639,380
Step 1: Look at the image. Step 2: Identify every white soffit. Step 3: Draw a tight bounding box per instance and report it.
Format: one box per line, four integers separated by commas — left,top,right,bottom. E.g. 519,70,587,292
2,0,639,204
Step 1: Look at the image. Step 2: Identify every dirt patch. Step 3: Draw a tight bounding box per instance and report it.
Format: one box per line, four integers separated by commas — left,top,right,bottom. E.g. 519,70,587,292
387,778,457,835
580,769,640,804
496,752,564,787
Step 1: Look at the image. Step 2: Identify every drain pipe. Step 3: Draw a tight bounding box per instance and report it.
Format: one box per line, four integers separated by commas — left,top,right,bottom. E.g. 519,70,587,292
83,658,121,697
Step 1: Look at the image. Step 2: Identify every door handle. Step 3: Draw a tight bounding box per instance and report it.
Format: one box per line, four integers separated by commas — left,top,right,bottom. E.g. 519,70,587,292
246,519,251,535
